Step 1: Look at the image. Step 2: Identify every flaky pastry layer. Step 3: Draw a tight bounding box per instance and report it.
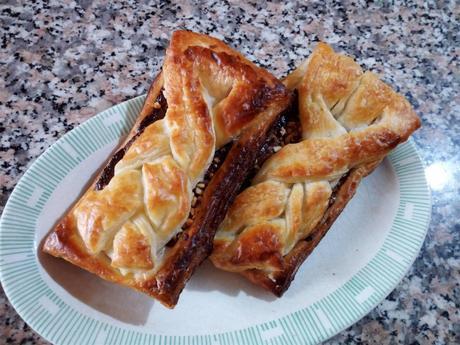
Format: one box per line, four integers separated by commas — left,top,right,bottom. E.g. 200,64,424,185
43,31,291,307
211,43,421,296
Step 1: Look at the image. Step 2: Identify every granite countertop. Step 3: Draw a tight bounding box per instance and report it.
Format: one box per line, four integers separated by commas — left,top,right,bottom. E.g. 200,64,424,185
1,1,459,344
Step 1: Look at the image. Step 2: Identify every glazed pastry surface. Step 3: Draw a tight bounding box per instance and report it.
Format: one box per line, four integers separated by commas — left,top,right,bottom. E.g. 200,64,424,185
43,30,291,307
211,43,421,295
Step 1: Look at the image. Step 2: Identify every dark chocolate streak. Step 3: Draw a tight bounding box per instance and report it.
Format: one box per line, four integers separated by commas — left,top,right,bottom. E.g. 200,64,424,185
244,90,301,188
95,90,168,190
177,118,285,278
152,91,293,306
167,93,300,248
167,104,296,250
165,143,232,248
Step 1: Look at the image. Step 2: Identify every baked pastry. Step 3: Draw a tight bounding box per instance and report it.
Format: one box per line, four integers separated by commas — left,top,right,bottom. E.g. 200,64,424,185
210,43,421,296
43,30,291,307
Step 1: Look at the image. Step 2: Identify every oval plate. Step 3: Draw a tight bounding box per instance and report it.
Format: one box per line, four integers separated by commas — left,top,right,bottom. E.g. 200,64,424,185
0,96,431,345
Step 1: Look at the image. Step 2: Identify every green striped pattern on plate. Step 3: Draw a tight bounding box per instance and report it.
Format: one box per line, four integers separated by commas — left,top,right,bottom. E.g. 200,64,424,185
0,96,431,345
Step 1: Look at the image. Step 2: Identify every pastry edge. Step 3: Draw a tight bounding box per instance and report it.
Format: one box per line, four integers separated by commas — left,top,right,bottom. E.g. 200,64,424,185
223,158,384,297
42,66,293,308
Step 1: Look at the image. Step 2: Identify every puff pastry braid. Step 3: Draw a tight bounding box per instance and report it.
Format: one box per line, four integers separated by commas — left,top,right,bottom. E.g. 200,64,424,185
43,31,291,307
210,43,421,296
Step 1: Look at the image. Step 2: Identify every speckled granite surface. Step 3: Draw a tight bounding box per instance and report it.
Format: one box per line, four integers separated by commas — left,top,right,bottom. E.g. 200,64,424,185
1,1,459,344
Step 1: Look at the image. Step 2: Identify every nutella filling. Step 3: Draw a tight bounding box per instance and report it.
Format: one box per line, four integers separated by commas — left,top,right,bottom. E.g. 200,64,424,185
95,90,168,191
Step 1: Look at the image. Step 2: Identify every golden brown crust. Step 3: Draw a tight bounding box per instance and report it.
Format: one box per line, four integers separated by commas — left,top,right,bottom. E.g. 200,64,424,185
240,160,382,295
42,30,291,307
112,222,154,270
210,42,421,296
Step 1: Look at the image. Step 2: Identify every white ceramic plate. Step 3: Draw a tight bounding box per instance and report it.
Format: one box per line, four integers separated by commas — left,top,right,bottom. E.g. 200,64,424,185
0,96,431,345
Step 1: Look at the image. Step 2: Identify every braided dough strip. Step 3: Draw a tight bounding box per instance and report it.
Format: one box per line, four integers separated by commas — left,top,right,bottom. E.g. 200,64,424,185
210,43,421,296
43,31,291,307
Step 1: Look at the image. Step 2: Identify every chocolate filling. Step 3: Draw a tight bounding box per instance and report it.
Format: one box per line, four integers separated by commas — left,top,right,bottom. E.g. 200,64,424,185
165,143,232,248
95,90,168,190
248,89,350,246
167,92,301,248
243,90,302,188
92,87,299,254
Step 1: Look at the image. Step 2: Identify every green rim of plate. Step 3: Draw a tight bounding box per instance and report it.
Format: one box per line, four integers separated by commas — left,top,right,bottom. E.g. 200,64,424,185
0,95,431,345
